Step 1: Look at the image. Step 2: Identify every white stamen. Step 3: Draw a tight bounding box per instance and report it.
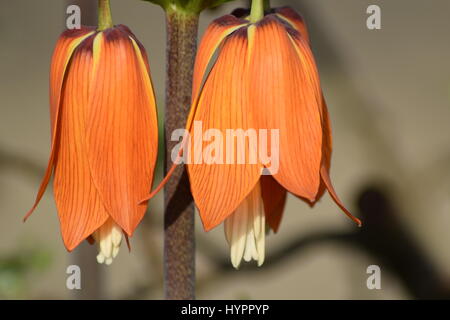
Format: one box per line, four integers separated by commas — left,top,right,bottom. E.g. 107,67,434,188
224,182,265,269
92,218,123,265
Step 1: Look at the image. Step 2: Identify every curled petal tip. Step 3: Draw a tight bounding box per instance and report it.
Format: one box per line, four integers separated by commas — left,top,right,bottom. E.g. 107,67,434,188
138,198,149,205
139,162,179,206
320,166,362,228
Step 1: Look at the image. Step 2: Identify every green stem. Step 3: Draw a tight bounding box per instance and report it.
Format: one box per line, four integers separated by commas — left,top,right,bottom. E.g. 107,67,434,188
163,7,198,300
97,0,113,31
250,0,265,23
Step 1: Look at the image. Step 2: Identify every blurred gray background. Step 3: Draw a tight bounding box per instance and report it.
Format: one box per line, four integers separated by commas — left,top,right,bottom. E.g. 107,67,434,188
1,0,450,299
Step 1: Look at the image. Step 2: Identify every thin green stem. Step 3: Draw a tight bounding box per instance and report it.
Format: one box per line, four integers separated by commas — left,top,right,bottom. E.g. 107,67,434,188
250,0,265,23
97,0,113,31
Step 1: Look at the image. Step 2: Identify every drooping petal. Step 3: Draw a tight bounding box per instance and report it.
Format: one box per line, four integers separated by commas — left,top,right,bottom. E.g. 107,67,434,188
313,95,332,204
50,27,97,133
318,98,361,226
192,15,248,102
288,27,360,225
24,28,95,221
85,28,158,236
260,175,287,233
53,36,109,251
187,28,263,231
248,16,323,201
320,167,362,227
274,6,310,43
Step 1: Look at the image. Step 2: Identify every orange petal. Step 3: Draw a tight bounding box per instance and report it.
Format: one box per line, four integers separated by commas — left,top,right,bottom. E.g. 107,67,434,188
275,6,310,43
187,28,262,231
53,35,109,251
117,25,153,74
24,27,95,221
320,166,362,227
192,15,248,103
248,16,323,201
288,26,360,225
319,98,361,226
85,28,158,236
260,175,287,233
313,95,332,204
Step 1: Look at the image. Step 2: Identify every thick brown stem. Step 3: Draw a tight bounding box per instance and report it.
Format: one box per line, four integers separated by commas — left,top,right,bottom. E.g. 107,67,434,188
163,9,199,300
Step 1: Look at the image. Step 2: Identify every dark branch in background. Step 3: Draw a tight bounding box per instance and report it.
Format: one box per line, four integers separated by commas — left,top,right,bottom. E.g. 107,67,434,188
354,186,450,299
8,140,450,300
0,149,45,182
196,185,450,299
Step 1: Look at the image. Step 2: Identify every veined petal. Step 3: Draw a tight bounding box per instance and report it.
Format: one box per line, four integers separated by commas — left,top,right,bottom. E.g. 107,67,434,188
260,175,287,233
248,16,323,201
24,27,95,221
313,95,332,204
288,26,323,117
49,28,96,133
140,18,247,205
187,28,262,231
85,28,158,236
290,30,360,225
319,98,361,226
192,15,247,103
53,36,109,251
288,47,360,225
274,6,310,43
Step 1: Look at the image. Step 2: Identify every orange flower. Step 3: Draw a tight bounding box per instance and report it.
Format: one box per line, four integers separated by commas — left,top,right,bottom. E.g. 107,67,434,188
186,7,361,268
25,25,158,265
